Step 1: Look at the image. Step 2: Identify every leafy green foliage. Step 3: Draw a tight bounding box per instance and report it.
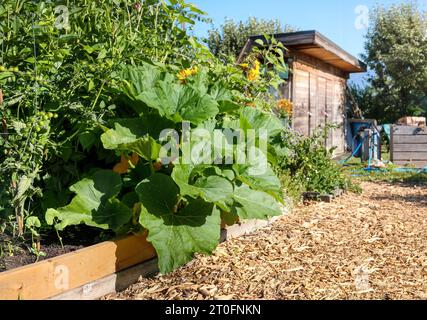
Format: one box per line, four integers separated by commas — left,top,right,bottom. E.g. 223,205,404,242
137,173,221,273
232,185,282,219
45,170,132,232
0,0,205,235
206,17,295,59
20,20,285,272
276,127,352,197
172,165,234,203
358,3,427,122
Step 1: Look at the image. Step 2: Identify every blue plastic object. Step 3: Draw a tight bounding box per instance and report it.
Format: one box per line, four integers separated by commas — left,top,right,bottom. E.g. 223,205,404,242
350,121,372,157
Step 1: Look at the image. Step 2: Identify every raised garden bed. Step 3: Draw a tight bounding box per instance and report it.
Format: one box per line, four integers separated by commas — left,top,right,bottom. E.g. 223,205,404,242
0,213,288,300
0,234,156,300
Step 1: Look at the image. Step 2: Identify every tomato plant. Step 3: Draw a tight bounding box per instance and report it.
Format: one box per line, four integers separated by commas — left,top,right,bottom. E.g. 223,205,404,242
0,0,208,239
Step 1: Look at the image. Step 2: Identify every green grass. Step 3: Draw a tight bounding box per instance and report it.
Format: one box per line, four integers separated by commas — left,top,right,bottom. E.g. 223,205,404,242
339,151,427,185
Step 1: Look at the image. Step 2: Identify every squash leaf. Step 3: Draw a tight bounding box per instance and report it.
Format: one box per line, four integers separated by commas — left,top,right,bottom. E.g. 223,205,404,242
232,185,282,220
45,170,132,231
136,174,221,273
172,164,234,203
138,81,219,125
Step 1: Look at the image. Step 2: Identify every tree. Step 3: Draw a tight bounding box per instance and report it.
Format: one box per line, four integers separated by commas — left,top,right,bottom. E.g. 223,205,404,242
205,17,295,59
361,2,427,122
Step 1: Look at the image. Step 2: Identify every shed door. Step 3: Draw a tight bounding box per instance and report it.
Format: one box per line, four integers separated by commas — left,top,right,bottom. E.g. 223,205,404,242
293,69,310,136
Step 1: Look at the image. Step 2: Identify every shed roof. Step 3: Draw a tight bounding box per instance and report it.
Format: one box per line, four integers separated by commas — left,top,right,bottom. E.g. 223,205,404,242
239,30,367,73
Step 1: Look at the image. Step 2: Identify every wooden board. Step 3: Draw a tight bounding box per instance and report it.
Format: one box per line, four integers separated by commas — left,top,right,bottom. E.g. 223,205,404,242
393,152,427,160
332,81,345,154
393,160,427,168
392,126,427,135
317,77,327,129
325,79,334,149
49,259,159,300
0,235,156,300
391,125,427,168
292,68,310,136
393,135,427,144
392,144,427,152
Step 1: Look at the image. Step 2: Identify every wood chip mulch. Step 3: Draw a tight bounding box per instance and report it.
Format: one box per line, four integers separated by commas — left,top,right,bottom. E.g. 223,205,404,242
105,181,427,300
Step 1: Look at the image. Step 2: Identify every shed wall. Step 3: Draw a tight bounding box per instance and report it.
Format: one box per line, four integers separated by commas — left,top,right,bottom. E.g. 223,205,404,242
291,54,347,154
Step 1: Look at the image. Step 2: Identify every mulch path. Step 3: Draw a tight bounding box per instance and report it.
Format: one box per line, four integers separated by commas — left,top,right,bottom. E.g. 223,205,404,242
106,181,427,300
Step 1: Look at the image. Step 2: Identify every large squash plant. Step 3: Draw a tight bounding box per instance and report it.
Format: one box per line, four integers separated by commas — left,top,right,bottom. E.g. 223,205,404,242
46,62,286,273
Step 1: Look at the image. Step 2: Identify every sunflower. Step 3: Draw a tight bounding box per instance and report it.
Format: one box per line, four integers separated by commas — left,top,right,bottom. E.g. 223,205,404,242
177,66,199,83
247,60,261,82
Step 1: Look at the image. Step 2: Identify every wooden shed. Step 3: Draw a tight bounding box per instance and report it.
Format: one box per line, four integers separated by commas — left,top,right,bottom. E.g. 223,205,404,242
238,30,367,154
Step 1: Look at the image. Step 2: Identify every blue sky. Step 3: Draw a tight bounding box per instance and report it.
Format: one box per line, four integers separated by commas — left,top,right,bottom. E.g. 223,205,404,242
190,0,427,85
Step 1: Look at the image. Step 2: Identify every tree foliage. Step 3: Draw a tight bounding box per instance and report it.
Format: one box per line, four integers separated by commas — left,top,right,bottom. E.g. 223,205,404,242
359,2,427,122
206,17,295,59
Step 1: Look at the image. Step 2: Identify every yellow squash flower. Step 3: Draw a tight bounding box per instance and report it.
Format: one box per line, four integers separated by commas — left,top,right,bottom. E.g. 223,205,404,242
276,99,293,115
238,63,249,70
113,153,140,175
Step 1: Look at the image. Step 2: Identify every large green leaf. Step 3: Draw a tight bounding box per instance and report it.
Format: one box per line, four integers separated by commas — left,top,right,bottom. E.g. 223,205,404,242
194,176,234,202
172,165,234,203
105,115,176,140
45,170,132,231
171,164,200,198
120,63,166,99
136,174,221,273
232,185,282,220
101,121,162,161
240,107,284,138
138,80,219,125
233,163,283,202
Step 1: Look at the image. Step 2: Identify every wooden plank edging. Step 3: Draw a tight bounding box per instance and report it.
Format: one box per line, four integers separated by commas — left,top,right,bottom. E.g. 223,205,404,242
0,235,156,300
1,207,290,301
50,214,287,300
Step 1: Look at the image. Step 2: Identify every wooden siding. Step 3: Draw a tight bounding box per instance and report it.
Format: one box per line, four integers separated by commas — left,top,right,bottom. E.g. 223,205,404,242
291,56,347,154
391,125,427,168
293,69,310,136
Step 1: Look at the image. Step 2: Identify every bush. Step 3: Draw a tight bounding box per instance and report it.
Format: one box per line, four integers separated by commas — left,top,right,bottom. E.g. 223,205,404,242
276,127,355,199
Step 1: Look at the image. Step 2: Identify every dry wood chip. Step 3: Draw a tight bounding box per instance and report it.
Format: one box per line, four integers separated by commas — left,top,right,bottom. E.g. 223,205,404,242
104,181,427,300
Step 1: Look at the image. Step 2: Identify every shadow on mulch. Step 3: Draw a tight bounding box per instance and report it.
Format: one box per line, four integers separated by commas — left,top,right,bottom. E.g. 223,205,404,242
371,194,427,207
